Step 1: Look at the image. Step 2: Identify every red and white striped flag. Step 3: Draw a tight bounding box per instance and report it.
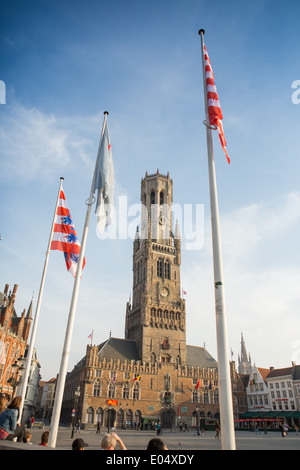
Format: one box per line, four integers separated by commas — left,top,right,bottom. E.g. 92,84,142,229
204,43,230,164
50,187,85,276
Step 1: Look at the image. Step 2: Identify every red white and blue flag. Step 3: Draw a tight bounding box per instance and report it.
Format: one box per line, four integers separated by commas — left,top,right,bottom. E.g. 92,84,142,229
203,42,230,164
50,188,85,276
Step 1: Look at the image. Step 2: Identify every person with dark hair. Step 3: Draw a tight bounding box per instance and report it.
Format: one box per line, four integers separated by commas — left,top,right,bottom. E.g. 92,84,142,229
147,438,168,450
0,396,22,440
72,437,89,450
39,430,49,446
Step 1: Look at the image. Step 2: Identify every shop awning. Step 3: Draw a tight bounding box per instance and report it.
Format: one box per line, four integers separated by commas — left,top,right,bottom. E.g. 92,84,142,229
240,411,300,420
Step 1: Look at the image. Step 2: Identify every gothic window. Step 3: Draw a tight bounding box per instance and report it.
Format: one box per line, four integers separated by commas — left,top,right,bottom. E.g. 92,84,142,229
134,410,142,425
126,409,133,426
203,389,209,403
133,383,140,400
192,388,199,403
165,259,171,280
161,355,170,363
96,407,103,424
117,409,124,428
157,259,163,277
151,352,156,363
93,379,101,397
213,390,219,404
122,383,130,399
108,383,116,398
86,407,94,424
150,191,155,205
160,191,164,205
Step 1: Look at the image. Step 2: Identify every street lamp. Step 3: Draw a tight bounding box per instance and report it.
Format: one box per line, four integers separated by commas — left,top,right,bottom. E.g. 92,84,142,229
71,385,81,438
195,405,200,434
7,359,24,398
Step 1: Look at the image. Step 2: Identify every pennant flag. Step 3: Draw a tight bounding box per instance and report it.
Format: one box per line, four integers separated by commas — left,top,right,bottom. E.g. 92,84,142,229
133,375,141,382
93,119,114,233
88,332,93,340
196,379,200,389
203,42,230,164
182,289,187,296
51,187,85,276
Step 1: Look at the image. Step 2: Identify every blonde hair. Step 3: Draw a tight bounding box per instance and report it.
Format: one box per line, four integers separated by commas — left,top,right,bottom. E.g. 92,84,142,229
0,395,8,414
8,396,22,409
101,433,116,449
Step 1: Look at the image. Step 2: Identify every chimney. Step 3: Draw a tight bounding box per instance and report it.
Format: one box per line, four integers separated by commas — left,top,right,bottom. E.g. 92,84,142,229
270,366,274,371
4,284,9,296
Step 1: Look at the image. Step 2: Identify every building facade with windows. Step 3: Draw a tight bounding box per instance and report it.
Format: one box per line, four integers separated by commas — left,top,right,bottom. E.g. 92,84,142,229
61,171,221,430
246,365,270,414
266,366,297,414
0,284,32,400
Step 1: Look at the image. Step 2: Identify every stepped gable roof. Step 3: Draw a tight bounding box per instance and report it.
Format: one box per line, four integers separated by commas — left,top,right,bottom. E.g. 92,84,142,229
186,345,218,369
257,368,271,382
98,337,139,362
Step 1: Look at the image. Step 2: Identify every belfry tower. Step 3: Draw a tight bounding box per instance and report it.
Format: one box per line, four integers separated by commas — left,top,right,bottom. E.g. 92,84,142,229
125,170,187,364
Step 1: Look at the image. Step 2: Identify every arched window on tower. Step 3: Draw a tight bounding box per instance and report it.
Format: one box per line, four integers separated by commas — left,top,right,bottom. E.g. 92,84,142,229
151,352,156,363
164,259,171,280
160,191,164,205
157,259,163,278
150,191,155,205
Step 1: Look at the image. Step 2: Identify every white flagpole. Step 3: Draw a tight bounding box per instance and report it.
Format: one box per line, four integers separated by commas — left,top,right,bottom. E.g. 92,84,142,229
48,112,109,448
198,29,236,450
18,177,64,423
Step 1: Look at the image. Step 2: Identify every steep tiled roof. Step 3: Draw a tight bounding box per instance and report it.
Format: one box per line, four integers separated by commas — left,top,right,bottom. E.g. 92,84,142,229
258,367,271,382
186,345,218,369
98,337,139,362
267,367,294,379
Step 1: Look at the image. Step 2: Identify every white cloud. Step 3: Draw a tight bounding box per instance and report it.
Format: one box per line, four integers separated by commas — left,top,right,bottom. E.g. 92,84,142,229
183,192,300,367
0,103,100,180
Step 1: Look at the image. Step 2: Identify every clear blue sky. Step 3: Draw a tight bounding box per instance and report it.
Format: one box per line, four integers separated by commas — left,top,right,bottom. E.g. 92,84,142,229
1,0,300,380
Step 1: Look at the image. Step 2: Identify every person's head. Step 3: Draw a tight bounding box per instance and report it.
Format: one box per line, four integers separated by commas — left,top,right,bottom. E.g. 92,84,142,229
72,438,88,450
0,394,8,412
40,431,49,445
147,438,168,450
101,433,117,450
8,396,22,409
24,431,32,442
